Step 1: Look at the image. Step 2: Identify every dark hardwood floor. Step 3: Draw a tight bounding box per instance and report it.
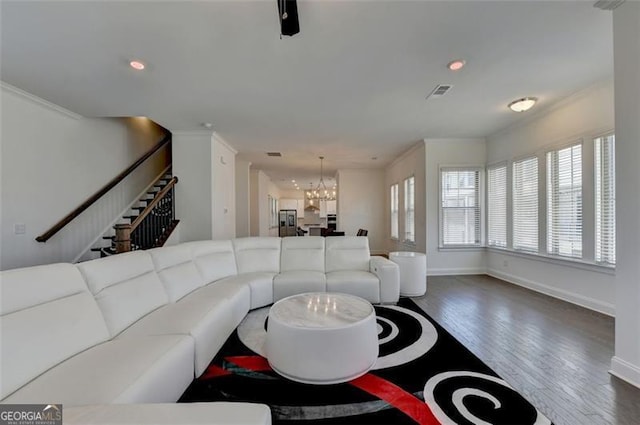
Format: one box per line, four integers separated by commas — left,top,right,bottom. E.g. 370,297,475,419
411,275,640,425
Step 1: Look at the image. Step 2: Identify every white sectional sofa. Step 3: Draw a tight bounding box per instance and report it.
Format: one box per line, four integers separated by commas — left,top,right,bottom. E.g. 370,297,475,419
0,236,399,423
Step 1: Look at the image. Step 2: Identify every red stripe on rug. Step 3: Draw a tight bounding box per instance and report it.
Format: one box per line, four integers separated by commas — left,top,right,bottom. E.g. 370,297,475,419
350,373,441,425
225,355,272,372
200,365,231,380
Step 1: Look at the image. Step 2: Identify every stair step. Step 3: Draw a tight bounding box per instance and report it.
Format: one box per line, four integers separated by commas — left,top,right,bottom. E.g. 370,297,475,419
123,215,136,220
90,247,103,252
133,206,146,211
102,236,114,240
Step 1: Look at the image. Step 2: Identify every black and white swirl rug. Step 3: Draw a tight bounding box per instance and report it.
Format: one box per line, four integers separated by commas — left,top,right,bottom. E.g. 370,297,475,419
179,298,553,425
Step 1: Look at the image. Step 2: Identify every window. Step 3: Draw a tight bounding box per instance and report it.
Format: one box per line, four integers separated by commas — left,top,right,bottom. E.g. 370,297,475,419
547,144,582,258
390,184,399,239
440,168,481,247
269,195,278,228
513,157,538,252
487,165,507,248
404,176,415,242
595,134,616,265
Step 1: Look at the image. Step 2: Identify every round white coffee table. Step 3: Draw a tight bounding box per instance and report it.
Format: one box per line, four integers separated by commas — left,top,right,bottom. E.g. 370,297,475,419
389,251,427,296
265,292,378,385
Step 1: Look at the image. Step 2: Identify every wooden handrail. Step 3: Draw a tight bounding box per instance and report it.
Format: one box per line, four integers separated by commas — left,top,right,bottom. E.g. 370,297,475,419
131,177,178,230
36,134,171,242
115,176,178,253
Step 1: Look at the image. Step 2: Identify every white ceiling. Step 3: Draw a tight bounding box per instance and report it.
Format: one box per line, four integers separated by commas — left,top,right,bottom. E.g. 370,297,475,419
1,1,613,190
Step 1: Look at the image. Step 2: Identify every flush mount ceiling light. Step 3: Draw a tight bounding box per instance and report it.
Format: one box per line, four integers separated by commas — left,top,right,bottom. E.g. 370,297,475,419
129,60,145,71
447,59,466,71
508,97,538,112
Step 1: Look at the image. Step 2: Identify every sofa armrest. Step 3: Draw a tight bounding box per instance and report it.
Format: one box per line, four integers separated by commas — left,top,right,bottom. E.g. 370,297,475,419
64,403,272,425
369,256,400,303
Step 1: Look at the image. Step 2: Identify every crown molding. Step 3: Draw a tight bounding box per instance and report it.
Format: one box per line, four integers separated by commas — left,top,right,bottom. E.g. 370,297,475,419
1,81,82,120
388,141,425,168
488,77,614,140
171,130,214,137
212,132,238,155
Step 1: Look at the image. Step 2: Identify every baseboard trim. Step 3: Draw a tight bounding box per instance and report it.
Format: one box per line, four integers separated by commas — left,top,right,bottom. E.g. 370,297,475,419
610,356,640,389
427,267,486,276
487,268,615,317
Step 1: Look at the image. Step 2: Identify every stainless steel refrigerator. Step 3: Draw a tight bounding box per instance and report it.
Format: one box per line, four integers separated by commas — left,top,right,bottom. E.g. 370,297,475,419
279,209,297,237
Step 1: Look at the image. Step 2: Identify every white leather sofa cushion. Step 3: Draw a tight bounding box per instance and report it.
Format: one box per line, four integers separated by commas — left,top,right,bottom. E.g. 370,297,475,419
149,245,205,302
326,271,380,303
325,236,370,272
182,280,251,328
0,263,110,400
64,402,272,425
233,237,281,274
222,272,276,309
187,240,238,283
77,251,169,336
280,236,325,272
117,300,234,376
273,271,326,302
3,335,194,406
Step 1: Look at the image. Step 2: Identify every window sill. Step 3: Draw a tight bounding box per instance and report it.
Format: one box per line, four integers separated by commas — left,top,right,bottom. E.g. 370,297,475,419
486,246,615,275
438,246,483,252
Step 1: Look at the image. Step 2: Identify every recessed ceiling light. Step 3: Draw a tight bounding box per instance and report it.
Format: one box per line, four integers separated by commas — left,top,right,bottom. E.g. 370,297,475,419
292,180,296,183
129,60,145,71
202,122,213,129
447,59,466,71
508,97,538,112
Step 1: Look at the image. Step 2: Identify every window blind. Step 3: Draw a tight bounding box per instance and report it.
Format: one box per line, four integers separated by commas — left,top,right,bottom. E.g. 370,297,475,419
487,165,507,248
404,177,415,242
390,183,399,239
595,135,616,265
513,157,538,252
440,169,481,246
547,144,582,258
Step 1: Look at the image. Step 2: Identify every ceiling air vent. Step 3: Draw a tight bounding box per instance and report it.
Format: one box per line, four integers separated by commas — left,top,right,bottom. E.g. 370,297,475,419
593,0,625,10
427,84,453,99
266,152,282,157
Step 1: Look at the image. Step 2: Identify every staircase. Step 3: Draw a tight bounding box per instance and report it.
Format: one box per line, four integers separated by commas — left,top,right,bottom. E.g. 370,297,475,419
90,170,179,257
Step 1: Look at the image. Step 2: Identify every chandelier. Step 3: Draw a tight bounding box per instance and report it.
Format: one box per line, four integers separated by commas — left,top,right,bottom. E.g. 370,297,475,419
306,156,336,202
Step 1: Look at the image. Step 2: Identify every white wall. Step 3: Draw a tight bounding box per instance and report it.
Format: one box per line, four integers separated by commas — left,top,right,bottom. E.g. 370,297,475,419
0,83,168,270
172,132,213,242
235,158,251,238
385,142,426,255
485,79,616,315
336,168,385,254
424,138,487,275
212,134,236,240
611,1,640,388
279,189,303,200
